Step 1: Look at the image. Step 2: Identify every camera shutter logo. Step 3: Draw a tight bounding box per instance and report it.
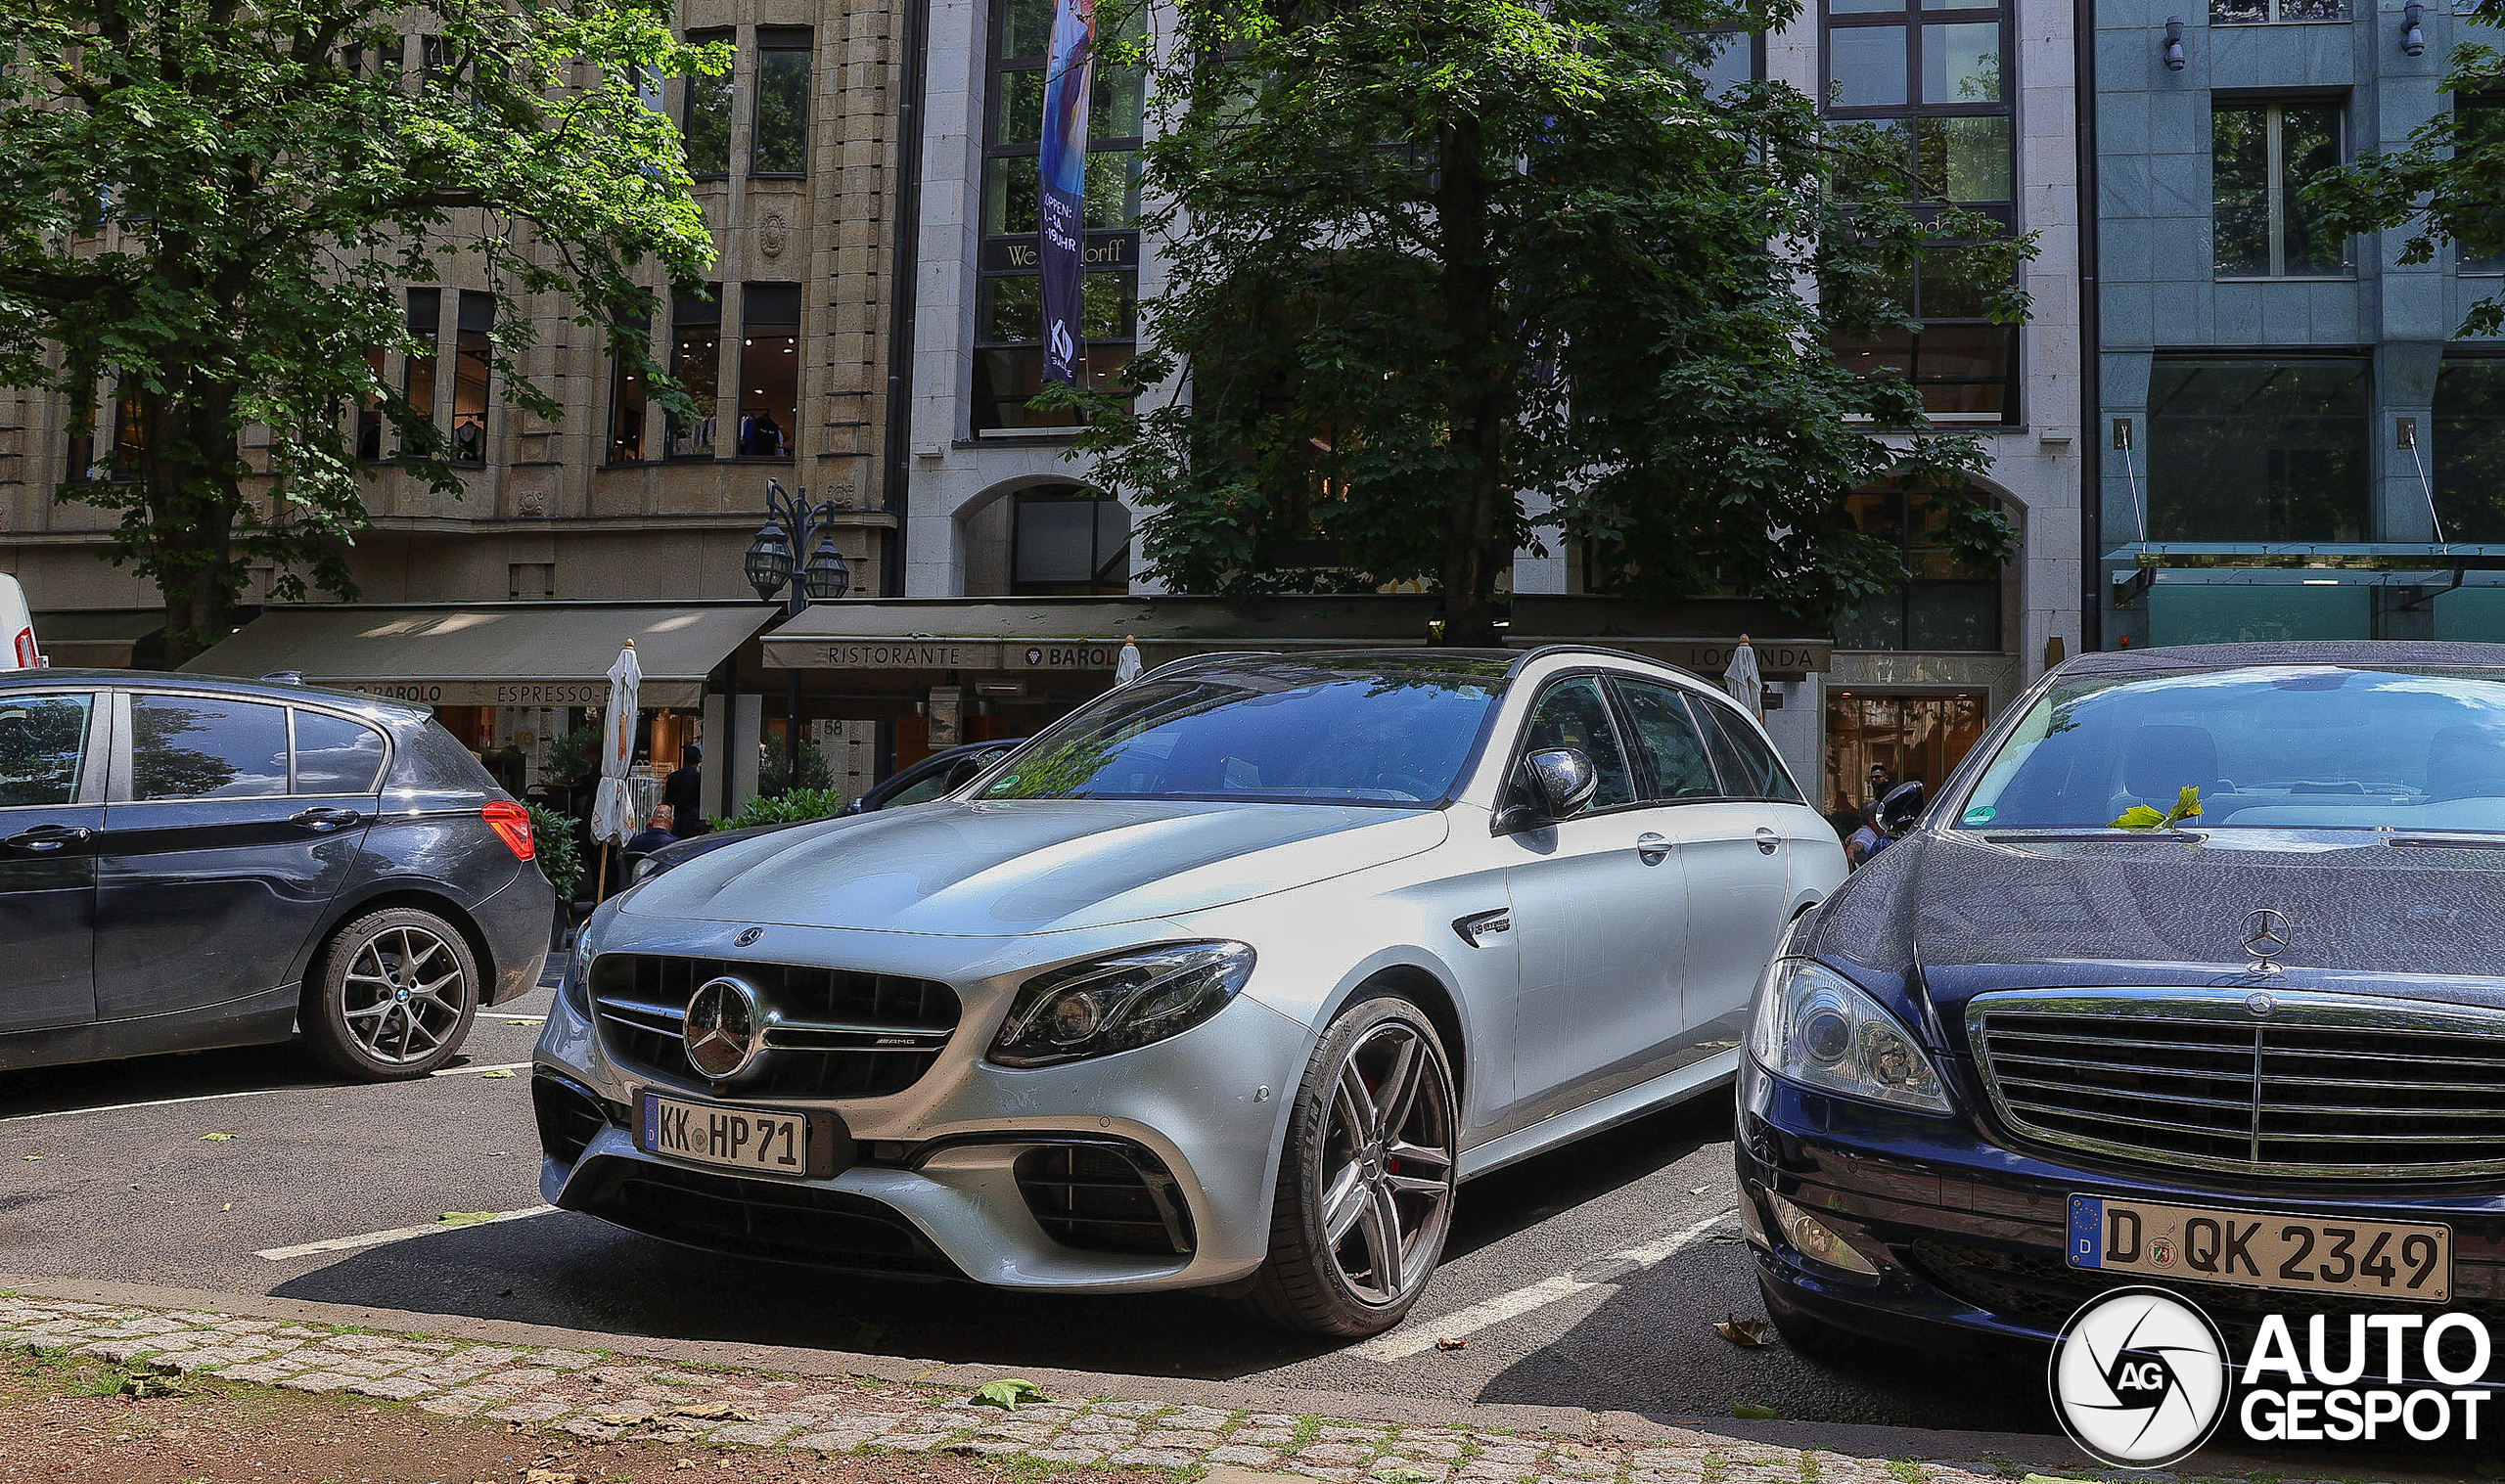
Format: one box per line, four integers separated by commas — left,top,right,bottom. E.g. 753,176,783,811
2048,1287,2229,1468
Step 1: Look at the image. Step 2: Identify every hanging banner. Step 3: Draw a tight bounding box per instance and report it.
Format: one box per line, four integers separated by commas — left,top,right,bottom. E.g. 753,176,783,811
1037,0,1097,383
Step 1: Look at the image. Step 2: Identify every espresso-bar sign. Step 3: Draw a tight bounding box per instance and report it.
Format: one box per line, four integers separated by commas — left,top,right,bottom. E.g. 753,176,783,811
1011,643,1119,670
339,680,615,706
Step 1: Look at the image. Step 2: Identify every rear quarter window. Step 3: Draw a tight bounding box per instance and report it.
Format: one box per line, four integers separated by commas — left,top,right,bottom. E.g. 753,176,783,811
294,709,388,794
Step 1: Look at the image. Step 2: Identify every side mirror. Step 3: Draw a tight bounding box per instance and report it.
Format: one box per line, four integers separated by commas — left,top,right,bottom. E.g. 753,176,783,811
1877,780,1926,837
1522,747,1598,822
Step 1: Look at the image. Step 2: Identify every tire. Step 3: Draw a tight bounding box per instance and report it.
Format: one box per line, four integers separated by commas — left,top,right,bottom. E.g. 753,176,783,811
300,907,481,1081
1238,995,1460,1337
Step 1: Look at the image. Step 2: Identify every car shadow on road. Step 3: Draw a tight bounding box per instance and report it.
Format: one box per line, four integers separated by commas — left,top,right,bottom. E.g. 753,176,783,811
1443,1096,1735,1264
1474,1231,2060,1434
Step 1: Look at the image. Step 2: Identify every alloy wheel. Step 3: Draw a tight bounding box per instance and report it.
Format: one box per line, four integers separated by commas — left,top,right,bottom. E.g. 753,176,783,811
342,924,467,1065
1317,1018,1457,1305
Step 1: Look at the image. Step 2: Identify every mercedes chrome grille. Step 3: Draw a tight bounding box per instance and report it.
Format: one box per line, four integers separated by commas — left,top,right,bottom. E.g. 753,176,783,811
1970,988,2505,1180
591,954,960,1099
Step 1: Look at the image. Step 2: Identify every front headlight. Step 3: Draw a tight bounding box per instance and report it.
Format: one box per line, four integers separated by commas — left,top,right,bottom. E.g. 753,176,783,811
1748,959,1951,1114
989,941,1255,1068
558,930,597,1019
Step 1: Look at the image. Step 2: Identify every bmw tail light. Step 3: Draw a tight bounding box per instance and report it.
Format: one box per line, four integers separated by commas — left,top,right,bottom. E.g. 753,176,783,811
483,801,536,861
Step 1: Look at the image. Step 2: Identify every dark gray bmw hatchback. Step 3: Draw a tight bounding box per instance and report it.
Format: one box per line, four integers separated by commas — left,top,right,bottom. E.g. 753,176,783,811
0,670,553,1079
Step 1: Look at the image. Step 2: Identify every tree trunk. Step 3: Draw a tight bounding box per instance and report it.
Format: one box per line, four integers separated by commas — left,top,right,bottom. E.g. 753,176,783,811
1433,116,1510,649
146,381,244,667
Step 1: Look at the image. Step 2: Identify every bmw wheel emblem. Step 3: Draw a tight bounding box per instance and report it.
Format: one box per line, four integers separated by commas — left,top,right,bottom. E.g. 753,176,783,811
684,976,764,1080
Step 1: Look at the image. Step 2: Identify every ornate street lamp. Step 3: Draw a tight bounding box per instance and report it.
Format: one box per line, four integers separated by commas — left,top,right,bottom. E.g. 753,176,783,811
748,476,853,789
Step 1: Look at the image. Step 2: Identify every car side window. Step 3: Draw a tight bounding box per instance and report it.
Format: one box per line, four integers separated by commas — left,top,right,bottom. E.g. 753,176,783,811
129,694,289,801
880,771,952,809
1694,700,1805,804
293,709,388,794
0,693,95,808
1613,680,1722,800
1519,676,1636,810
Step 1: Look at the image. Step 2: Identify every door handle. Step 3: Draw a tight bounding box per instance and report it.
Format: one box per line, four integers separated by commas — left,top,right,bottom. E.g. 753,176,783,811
5,825,94,853
1754,826,1782,855
293,807,364,832
1636,832,1673,865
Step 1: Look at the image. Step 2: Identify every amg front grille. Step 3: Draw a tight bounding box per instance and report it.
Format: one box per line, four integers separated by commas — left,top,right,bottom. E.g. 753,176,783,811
590,954,960,1099
567,1157,959,1275
1971,989,2505,1180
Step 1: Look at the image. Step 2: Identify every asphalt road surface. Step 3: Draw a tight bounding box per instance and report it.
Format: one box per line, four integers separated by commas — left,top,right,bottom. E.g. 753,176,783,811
0,974,2054,1435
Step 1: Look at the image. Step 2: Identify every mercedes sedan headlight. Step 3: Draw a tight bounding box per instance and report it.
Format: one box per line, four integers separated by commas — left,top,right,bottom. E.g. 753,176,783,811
990,941,1255,1068
1748,959,1951,1114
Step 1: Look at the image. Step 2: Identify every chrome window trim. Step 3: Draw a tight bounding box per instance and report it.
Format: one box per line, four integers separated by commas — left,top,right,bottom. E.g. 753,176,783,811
1968,985,2505,1180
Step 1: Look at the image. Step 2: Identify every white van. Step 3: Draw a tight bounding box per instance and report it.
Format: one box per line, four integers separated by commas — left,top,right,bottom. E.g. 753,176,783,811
0,575,41,670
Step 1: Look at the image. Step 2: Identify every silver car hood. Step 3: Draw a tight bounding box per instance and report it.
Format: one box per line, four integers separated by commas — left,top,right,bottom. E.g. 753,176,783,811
617,798,1450,936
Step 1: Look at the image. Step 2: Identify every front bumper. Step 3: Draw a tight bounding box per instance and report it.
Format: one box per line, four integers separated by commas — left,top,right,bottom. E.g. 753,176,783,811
531,910,1310,1292
1736,1055,2505,1364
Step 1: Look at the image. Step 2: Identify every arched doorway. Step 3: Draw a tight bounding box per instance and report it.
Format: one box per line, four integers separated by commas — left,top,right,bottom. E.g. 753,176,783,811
1010,484,1131,595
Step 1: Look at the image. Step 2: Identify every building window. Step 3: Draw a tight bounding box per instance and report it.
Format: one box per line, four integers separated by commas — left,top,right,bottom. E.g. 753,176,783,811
402,287,439,455
752,28,810,176
1699,28,1763,97
2459,99,2505,274
2147,357,2370,541
356,348,385,461
682,28,733,177
737,284,800,458
1819,0,2017,423
974,0,1144,434
608,314,650,464
1823,692,1989,819
667,288,721,459
2211,0,2346,22
452,290,492,465
1834,483,2003,652
2213,102,2351,278
2433,357,2505,543
1012,486,1130,594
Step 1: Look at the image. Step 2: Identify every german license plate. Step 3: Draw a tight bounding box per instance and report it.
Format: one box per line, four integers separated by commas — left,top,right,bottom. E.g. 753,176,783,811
2069,1194,2450,1304
636,1092,847,1179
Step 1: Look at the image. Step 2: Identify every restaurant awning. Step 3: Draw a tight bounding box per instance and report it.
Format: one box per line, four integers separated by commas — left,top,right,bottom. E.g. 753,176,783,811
180,602,777,709
33,609,164,670
758,595,1831,679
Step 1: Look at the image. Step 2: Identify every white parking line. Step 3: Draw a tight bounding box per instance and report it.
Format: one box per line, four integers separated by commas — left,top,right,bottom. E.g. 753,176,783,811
1356,1205,1737,1361
0,1061,534,1124
255,1205,556,1261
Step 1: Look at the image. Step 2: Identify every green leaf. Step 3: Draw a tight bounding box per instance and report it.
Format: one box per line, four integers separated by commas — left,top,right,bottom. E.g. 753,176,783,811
199,1132,236,1141
2113,785,2203,832
2109,805,2169,832
973,1378,1048,1411
1732,1403,1781,1420
437,1211,498,1227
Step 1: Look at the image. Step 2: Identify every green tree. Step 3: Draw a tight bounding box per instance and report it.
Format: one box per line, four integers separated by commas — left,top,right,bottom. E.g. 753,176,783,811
2309,27,2505,337
1049,0,2029,644
0,0,727,660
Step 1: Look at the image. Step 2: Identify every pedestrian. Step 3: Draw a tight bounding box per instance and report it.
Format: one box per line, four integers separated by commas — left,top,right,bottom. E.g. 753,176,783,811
1845,800,1889,868
662,743,706,837
1865,762,1894,804
626,804,680,855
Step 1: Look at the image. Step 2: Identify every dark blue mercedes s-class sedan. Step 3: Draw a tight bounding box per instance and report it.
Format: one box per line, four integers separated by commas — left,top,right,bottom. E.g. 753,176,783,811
1738,641,2505,1369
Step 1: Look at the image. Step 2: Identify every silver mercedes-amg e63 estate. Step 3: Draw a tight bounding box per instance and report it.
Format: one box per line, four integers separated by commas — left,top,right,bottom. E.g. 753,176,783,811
533,647,1844,1335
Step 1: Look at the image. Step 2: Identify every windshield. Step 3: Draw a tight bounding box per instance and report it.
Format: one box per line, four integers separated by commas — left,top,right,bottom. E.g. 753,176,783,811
1959,665,2505,833
979,662,1506,805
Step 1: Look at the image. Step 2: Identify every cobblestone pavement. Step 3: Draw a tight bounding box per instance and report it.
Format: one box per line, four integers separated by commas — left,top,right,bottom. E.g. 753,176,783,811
0,1292,2407,1484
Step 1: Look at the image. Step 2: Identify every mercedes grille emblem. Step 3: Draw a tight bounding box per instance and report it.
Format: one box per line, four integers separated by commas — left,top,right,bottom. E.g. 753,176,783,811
684,976,764,1080
733,925,764,948
2241,908,2292,961
2244,991,2275,1017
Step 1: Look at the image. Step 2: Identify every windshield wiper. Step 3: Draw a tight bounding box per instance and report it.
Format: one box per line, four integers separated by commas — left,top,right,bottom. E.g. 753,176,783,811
2385,834,2505,849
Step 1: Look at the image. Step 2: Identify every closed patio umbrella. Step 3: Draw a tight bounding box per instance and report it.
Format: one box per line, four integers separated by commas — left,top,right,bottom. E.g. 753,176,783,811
589,640,641,900
1722,635,1763,722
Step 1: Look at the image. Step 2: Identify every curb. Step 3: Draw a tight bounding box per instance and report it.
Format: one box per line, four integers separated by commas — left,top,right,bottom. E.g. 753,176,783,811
0,1269,2402,1480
